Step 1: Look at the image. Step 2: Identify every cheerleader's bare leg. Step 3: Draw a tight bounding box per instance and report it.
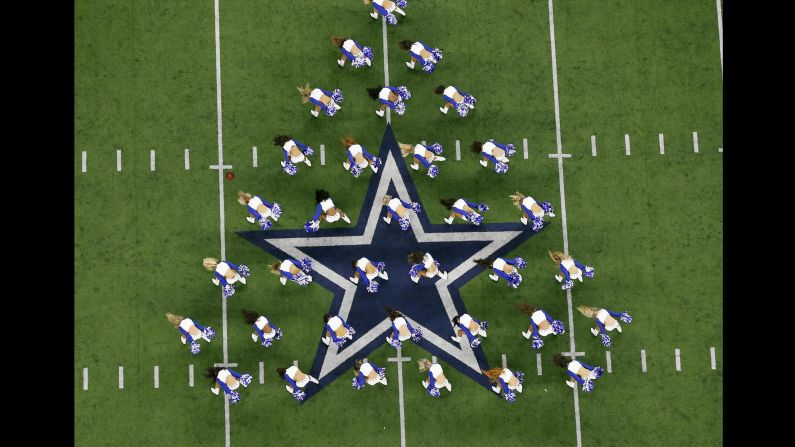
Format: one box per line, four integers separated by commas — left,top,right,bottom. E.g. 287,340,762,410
311,105,320,117
340,210,351,223
376,103,387,117
479,156,489,168
370,8,378,19
439,103,450,114
406,57,416,69
349,270,360,284
337,55,346,67
520,212,529,225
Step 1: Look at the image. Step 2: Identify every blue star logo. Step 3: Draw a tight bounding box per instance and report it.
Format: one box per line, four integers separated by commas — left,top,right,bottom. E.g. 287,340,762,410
237,126,546,399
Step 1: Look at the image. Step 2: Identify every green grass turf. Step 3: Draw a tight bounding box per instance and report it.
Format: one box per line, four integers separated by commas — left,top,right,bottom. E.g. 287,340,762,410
75,0,722,445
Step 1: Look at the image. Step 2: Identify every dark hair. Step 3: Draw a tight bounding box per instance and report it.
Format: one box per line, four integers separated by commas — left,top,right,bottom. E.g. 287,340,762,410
366,86,382,100
434,85,445,94
315,189,331,203
205,366,225,381
470,141,484,153
451,315,460,325
386,307,403,320
276,367,287,377
473,258,495,268
553,354,569,369
323,313,331,323
516,304,537,316
407,251,425,265
351,259,358,269
354,359,363,370
439,198,457,210
273,135,291,146
398,40,413,51
331,35,347,48
242,309,259,325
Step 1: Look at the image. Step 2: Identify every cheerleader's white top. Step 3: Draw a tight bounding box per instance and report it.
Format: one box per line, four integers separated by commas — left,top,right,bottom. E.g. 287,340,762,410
492,258,508,272
521,196,544,218
279,259,296,274
373,0,394,13
356,257,378,280
596,309,620,331
422,253,438,277
568,360,583,375
482,141,509,162
179,318,198,341
429,364,445,387
531,310,554,336
393,317,411,341
347,144,369,168
443,86,458,99
561,258,582,280
255,316,275,339
387,197,404,214
310,88,325,102
217,370,240,390
499,369,519,389
216,262,236,283
360,362,374,377
327,316,344,331
379,88,392,101
459,314,474,329
286,365,310,388
320,198,340,222
410,42,428,58
452,198,469,212
283,140,306,164
342,39,357,53
247,196,271,217
414,144,435,163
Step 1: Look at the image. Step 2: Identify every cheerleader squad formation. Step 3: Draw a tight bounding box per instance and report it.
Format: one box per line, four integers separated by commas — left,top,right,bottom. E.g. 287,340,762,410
164,0,634,405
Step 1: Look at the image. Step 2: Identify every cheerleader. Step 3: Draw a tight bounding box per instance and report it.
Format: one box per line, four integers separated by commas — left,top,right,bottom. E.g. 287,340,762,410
398,39,443,73
474,256,527,288
434,85,477,117
366,85,412,117
553,354,604,393
242,309,283,348
382,194,422,231
296,83,343,118
273,134,313,176
407,251,448,283
304,189,352,232
471,140,516,174
352,358,387,389
341,136,382,178
321,313,357,347
349,257,389,293
364,0,407,25
399,142,445,178
385,307,423,349
236,191,282,230
268,257,313,286
509,191,555,230
418,358,451,397
331,35,373,68
577,306,633,348
203,257,250,298
450,313,488,348
515,304,565,350
206,366,252,404
439,197,489,226
277,364,319,402
482,367,524,402
166,313,216,355
548,250,595,290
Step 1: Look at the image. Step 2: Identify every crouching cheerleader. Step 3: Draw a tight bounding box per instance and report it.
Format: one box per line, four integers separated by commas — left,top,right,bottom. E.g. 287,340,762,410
352,358,387,389
203,257,250,298
434,85,477,117
577,306,633,348
439,197,489,226
398,39,443,73
367,85,412,117
509,191,555,231
515,304,565,350
273,134,314,176
350,257,389,293
472,140,515,174
269,257,313,286
342,136,382,178
277,364,319,402
482,367,524,402
297,83,343,118
166,313,215,355
553,354,603,393
322,313,356,347
418,358,450,397
365,0,407,25
399,141,445,178
382,194,422,231
331,35,373,68
451,313,488,348
242,309,283,348
407,251,448,283
474,256,527,288
385,307,423,349
206,366,252,404
304,189,352,233
548,250,595,290
237,191,282,230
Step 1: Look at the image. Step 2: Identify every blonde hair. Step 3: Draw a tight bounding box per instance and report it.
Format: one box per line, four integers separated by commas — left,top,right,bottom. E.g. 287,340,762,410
382,195,392,205
297,83,312,103
509,192,525,209
166,313,184,327
203,257,219,271
417,358,432,372
481,368,504,383
398,143,414,158
577,305,600,319
237,191,252,206
269,261,282,275
548,250,571,264
341,136,357,148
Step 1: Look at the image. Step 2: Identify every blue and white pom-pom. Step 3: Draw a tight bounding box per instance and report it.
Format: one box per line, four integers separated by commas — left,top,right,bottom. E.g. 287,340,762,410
372,157,383,169
581,380,594,393
262,337,273,348
374,261,386,272
429,387,440,398
393,101,406,115
385,13,397,25
592,366,604,379
430,143,443,155
513,257,527,269
409,263,423,279
334,338,348,348
619,312,633,324
203,327,216,340
352,378,365,390
495,161,509,174
295,273,312,286
463,94,477,106
540,201,554,214
515,371,524,383
584,266,595,278
190,341,201,355
396,0,408,8
398,216,411,231
388,336,402,349
470,213,483,226
551,320,565,335
304,219,320,233
397,86,411,100
508,271,523,287
479,320,489,331
283,162,298,176
270,203,283,219
229,390,241,404
477,202,490,213
377,367,387,379
325,103,338,117
562,279,574,290
366,281,380,293
237,265,251,278
293,390,306,401
303,147,314,157
470,337,482,348
351,163,364,178
363,46,373,60
505,144,516,157
300,257,313,272
531,335,544,350
456,102,470,117
504,391,516,403
531,218,544,231
240,374,252,387
347,326,356,337
427,165,439,178
352,53,368,68
259,217,272,230
223,284,236,298
331,88,343,103
600,333,612,348
422,62,436,73
431,48,443,61
410,326,423,342
274,327,283,340
409,202,422,214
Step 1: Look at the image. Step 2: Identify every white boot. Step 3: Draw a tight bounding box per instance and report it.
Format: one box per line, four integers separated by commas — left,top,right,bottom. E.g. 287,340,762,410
272,214,278,221
279,276,287,285
369,11,378,19
565,380,575,389
439,271,448,280
411,275,420,283
212,277,220,286
280,160,286,167
520,216,528,225
349,276,359,284
246,216,255,223
405,60,415,69
590,328,599,336
285,385,294,393
479,330,488,338
451,335,460,342
211,387,220,395
379,271,389,280
342,214,351,223
309,376,319,384
322,336,330,346
444,216,454,224
237,275,246,285
515,384,523,393
548,212,556,217
395,7,406,16
410,163,419,170
366,58,372,66
616,323,622,333
468,103,475,109
375,109,385,117
435,156,446,161
439,106,448,114
371,162,379,173
421,380,429,388
578,275,584,283
181,335,187,344
555,275,563,283
381,377,388,385
343,161,351,170
479,159,488,168
383,216,392,224
489,273,499,282
522,330,531,339
337,58,345,67
445,382,452,392
311,109,319,117
304,159,312,167
251,333,258,342
491,385,501,394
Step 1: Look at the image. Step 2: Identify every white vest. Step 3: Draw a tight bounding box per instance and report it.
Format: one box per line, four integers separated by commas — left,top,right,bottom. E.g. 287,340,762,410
443,86,457,98
597,309,620,331
410,42,425,56
452,198,468,211
286,366,309,387
347,144,368,168
356,258,378,280
342,39,356,52
279,259,295,273
179,318,197,341
568,361,582,375
521,196,544,218
387,197,403,213
217,369,240,390
429,364,445,386
531,310,554,336
320,198,340,222
283,140,305,163
215,262,231,276
310,88,324,101
247,196,271,217
561,259,582,279
379,88,392,101
499,369,517,389
327,316,343,331
492,258,507,271
255,316,275,339
482,141,508,162
393,317,411,341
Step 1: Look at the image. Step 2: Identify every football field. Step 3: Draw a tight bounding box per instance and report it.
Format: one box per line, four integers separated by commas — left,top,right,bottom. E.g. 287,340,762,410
75,1,723,445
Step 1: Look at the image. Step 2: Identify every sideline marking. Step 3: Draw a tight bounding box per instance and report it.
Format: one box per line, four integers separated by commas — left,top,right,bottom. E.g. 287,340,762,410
83,368,88,390
252,146,258,167
536,353,543,375
625,134,631,156
185,148,190,170
213,363,238,368
150,149,156,171
659,133,665,155
320,144,326,166
523,138,529,159
116,149,122,171
605,351,612,373
432,356,437,364
119,366,124,389
692,132,699,153
710,347,717,370
501,353,507,368
455,140,461,160
259,361,265,384
641,349,647,372
388,347,410,447
675,348,681,372
716,0,723,76
81,151,87,173
189,364,194,387
381,16,391,125
154,366,159,389
591,135,597,157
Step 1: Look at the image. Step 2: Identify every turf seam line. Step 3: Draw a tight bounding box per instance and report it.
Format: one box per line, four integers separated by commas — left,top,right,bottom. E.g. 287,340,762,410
716,0,723,76
641,349,647,372
150,149,156,171
252,146,258,167
455,140,461,161
605,351,612,373
119,366,124,389
189,364,194,387
591,135,597,157
692,132,699,153
320,144,326,166
675,348,681,372
116,149,122,172
185,148,190,170
523,138,529,159
536,353,543,376
624,134,631,156
259,361,264,384
154,365,159,389
381,16,391,125
83,368,88,391
710,347,717,370
659,133,665,155
81,151,87,173
501,354,507,368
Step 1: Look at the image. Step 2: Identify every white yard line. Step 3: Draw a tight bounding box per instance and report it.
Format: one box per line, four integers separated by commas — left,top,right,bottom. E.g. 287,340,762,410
675,348,681,372
81,151,87,173
293,360,298,367
320,144,326,166
388,348,410,447
501,353,507,368
185,148,191,170
692,132,699,153
252,146,258,167
710,347,717,370
625,134,631,156
119,366,124,389
189,364,194,387
591,135,597,157
432,356,437,364
150,149,156,171
523,138,529,159
659,133,665,155
605,351,612,373
116,149,122,172
83,368,88,390
716,0,723,76
455,140,461,160
381,17,391,125
536,353,543,375
548,153,571,158
154,365,160,388
641,349,647,373
259,361,265,384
